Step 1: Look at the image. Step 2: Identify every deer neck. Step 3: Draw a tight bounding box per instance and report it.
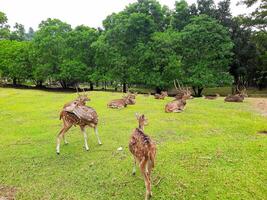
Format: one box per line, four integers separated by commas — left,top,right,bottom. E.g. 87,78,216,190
138,124,144,131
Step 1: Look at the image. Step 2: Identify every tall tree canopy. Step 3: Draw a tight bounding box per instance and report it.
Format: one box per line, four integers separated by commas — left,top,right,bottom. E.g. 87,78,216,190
179,15,233,96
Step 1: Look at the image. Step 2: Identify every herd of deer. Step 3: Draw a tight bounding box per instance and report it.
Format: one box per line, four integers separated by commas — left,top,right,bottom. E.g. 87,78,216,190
56,82,248,200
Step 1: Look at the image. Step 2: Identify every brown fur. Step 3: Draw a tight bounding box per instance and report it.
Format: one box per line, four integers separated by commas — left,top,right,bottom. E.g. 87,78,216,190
165,99,187,113
224,94,246,102
129,114,156,200
204,93,220,100
154,91,168,100
56,93,101,154
107,95,134,108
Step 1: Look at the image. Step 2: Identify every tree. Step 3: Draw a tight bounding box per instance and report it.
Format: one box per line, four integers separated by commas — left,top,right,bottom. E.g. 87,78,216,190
179,15,233,96
171,0,191,31
10,23,26,41
63,25,99,89
32,18,71,87
0,11,10,39
26,27,35,41
137,30,182,92
0,40,32,85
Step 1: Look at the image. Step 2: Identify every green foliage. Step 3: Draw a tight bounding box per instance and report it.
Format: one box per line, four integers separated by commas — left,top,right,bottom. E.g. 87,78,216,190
0,11,10,39
0,40,31,84
32,18,71,85
179,15,233,95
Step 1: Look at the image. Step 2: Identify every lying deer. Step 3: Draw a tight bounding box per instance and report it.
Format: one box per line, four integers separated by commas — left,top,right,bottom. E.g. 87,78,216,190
56,91,102,154
107,95,133,109
165,98,187,113
173,79,192,100
203,93,220,100
129,113,156,200
225,87,247,102
154,91,168,100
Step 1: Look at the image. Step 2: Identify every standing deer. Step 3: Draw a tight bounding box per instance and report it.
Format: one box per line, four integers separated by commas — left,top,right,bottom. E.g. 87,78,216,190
154,91,168,100
203,93,220,100
56,90,102,154
107,95,133,109
129,114,156,200
173,79,192,100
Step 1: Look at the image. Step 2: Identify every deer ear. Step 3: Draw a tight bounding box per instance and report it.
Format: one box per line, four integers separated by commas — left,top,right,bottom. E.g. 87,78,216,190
141,114,145,119
135,113,139,119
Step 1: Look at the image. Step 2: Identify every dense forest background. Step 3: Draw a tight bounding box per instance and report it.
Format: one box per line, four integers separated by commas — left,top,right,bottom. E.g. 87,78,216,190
0,0,266,95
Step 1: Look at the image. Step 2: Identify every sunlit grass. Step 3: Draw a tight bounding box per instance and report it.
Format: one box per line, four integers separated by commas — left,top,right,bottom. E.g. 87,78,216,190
0,88,266,199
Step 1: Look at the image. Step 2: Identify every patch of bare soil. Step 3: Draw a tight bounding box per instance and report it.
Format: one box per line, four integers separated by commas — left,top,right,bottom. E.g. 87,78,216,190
251,98,267,116
0,186,16,200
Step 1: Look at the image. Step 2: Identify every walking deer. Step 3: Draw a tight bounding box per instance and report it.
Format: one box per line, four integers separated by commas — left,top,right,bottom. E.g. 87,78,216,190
129,113,156,200
154,91,168,100
56,90,102,154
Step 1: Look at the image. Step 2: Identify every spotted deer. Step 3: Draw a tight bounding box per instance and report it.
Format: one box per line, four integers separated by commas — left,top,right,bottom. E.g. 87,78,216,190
129,114,156,200
107,95,133,109
165,98,187,113
56,90,102,154
224,87,247,102
154,91,168,100
173,79,192,100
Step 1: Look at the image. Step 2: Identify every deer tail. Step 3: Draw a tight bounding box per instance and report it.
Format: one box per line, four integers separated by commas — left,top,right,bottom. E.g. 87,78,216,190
59,111,63,120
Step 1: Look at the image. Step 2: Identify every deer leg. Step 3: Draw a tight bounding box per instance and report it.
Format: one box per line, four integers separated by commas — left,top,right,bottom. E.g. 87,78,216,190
94,127,102,145
81,126,89,151
63,135,68,145
56,125,71,154
140,159,152,200
132,156,137,175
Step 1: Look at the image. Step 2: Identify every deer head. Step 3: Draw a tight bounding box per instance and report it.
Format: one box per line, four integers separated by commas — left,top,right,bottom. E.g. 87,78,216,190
174,80,192,100
135,113,148,130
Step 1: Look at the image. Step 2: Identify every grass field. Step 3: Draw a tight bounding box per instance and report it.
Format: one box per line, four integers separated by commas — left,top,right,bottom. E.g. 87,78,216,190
0,88,267,200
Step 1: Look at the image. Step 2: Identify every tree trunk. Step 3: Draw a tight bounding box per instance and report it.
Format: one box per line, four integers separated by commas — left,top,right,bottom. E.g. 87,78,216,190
197,87,203,97
155,87,161,94
89,82,94,91
122,82,127,93
13,78,17,86
192,86,203,97
60,81,67,89
36,81,43,88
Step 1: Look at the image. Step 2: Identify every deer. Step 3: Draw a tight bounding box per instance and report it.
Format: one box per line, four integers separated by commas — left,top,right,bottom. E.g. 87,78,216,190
203,93,220,100
56,89,102,154
107,95,133,109
224,86,248,102
129,113,156,200
165,98,187,113
173,79,192,100
154,91,168,100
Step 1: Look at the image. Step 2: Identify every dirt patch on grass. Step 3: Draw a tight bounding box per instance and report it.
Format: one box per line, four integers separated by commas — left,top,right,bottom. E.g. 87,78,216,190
0,186,16,200
251,98,267,116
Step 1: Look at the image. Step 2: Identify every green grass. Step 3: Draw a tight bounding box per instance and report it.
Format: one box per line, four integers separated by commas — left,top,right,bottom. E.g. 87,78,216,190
0,88,266,200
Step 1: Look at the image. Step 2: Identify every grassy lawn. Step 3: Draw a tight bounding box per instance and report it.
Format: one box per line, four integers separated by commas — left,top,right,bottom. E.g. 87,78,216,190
0,88,266,200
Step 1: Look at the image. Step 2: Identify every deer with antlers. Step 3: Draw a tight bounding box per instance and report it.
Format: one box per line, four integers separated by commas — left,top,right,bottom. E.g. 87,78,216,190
129,113,156,200
224,86,248,102
56,89,102,154
154,91,168,100
173,79,192,100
